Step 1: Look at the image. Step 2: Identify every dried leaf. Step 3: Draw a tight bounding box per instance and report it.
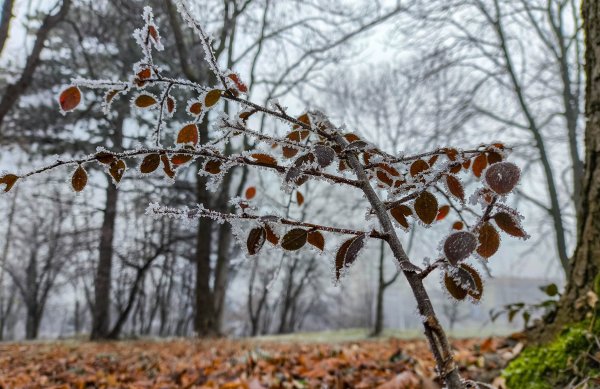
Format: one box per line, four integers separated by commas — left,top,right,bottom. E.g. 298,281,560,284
314,144,335,168
472,154,488,178
135,94,157,108
250,153,277,166
436,205,450,221
71,166,88,192
477,222,500,258
140,154,161,173
296,191,304,206
177,124,199,146
171,154,193,165
109,159,126,183
461,264,484,300
247,227,266,255
443,231,477,265
0,174,18,192
161,155,175,178
335,234,366,280
189,102,202,116
265,225,279,245
446,175,465,202
444,273,467,300
166,96,175,113
410,159,429,177
493,212,526,237
281,228,308,251
59,86,81,112
414,191,438,225
485,162,520,194
307,231,325,251
452,221,464,230
245,186,257,200
205,89,222,107
390,205,412,229
95,151,117,165
204,160,222,174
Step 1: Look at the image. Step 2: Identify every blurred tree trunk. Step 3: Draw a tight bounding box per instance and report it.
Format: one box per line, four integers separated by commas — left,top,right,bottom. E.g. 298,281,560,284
91,113,124,340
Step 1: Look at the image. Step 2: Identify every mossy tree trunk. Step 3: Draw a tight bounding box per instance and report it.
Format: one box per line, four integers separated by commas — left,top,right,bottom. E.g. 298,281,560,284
538,0,600,341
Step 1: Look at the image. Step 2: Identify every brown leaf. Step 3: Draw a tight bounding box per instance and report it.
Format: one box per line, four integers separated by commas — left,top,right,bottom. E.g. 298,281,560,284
135,94,157,108
307,231,325,251
314,144,335,168
140,154,161,173
446,175,464,202
71,166,88,192
171,153,193,165
296,191,304,206
265,225,279,245
0,174,18,192
461,263,483,300
390,205,412,229
485,162,520,194
204,160,222,174
493,212,526,237
486,151,503,164
335,234,365,280
281,228,308,251
189,102,202,116
177,124,199,146
161,155,175,178
109,159,126,183
205,89,222,107
250,153,277,166
444,272,468,300
452,221,464,230
436,205,450,221
59,86,81,112
247,227,266,255
137,68,151,80
410,159,429,177
477,222,500,258
472,154,488,178
95,151,117,165
166,96,175,114
443,231,477,265
245,186,257,200
414,191,438,225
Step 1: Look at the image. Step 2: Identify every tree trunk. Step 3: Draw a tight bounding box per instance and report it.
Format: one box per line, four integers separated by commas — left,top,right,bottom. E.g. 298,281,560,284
91,180,118,340
557,0,600,327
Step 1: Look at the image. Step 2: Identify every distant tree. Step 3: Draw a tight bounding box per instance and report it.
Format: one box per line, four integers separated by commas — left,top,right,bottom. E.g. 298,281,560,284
2,3,529,387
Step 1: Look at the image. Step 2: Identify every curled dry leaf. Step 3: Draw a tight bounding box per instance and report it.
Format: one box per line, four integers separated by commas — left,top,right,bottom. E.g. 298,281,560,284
281,228,308,251
443,231,477,265
485,162,520,194
140,154,161,173
493,212,527,238
335,234,365,280
414,191,438,225
445,265,483,301
72,166,88,192
307,231,325,251
0,174,18,192
460,263,484,300
59,86,81,112
477,222,500,258
444,272,467,300
247,227,266,255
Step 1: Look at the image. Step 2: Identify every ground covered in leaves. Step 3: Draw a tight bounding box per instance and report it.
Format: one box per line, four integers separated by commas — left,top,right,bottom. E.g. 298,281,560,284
0,336,522,388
